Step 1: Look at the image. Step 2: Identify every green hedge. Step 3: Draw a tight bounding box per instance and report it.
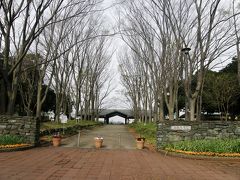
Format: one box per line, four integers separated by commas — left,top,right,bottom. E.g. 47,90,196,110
41,120,101,130
128,122,157,144
0,135,27,145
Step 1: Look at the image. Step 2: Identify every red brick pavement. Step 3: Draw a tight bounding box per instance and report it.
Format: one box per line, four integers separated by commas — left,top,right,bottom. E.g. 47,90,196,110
0,147,239,180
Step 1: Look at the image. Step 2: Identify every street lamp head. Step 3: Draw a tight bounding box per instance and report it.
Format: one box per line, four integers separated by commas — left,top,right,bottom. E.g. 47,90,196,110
181,47,191,54
232,56,238,61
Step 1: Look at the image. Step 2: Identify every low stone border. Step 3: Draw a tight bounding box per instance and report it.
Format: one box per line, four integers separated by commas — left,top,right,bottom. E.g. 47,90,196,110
0,144,35,153
158,149,240,160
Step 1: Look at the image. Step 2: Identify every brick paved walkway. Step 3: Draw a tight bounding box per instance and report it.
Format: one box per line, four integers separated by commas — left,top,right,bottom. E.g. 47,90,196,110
0,147,239,180
62,125,136,149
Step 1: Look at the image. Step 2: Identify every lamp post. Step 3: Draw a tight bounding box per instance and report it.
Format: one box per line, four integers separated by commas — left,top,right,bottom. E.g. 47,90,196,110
233,55,240,86
181,47,191,121
181,47,191,54
232,56,237,61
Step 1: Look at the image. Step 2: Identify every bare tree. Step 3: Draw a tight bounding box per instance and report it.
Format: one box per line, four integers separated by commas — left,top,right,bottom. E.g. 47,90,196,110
177,0,235,121
118,0,237,122
34,1,90,119
0,0,65,114
118,0,179,122
232,0,240,85
18,54,40,116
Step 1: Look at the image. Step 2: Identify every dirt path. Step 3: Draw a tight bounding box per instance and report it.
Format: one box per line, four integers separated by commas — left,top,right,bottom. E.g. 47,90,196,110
61,125,136,149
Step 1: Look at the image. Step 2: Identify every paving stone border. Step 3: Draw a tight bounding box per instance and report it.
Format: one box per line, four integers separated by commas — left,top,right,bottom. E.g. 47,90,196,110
157,120,240,149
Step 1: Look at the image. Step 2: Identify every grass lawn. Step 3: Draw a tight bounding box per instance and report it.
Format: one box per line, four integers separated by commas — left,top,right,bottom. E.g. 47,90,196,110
128,122,157,145
41,120,102,131
40,120,102,144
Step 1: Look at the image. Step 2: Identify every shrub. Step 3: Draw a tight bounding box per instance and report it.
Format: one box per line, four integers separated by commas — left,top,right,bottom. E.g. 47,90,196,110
165,139,240,153
41,120,102,130
128,122,157,144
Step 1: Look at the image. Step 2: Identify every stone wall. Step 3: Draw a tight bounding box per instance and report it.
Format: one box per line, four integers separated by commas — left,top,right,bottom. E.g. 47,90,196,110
0,116,39,145
157,121,240,149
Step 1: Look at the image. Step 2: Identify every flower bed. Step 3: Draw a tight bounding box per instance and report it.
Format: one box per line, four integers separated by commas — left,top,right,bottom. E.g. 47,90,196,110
0,135,33,152
0,144,33,152
164,139,240,157
165,148,240,157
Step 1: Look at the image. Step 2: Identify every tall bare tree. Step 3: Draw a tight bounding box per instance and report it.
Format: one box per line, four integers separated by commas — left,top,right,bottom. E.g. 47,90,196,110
232,0,240,85
0,0,65,114
118,0,237,122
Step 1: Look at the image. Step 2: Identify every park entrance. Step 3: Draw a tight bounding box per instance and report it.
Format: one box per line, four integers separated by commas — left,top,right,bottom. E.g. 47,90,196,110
99,109,134,124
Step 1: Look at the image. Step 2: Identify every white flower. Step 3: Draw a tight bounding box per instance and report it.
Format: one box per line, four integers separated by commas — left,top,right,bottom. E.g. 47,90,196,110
94,137,103,140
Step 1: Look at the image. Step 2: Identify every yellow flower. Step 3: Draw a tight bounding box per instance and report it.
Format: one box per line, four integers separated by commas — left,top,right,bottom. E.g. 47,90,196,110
165,148,240,157
0,144,30,149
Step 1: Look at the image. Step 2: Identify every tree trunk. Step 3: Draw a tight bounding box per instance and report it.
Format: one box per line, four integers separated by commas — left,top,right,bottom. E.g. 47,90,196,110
55,102,61,123
238,56,240,86
7,94,16,115
0,80,6,114
159,94,164,121
7,56,22,115
175,97,179,121
189,98,196,121
168,106,174,121
185,98,189,121
36,102,42,119
7,78,18,115
36,80,43,119
75,99,80,119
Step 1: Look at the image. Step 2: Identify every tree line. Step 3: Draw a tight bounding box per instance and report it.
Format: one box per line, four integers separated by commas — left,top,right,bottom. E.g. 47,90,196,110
118,0,240,122
0,0,113,122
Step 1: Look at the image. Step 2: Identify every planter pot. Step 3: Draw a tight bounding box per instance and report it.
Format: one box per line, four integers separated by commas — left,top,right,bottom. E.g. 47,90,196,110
136,138,145,149
52,137,61,147
94,138,103,148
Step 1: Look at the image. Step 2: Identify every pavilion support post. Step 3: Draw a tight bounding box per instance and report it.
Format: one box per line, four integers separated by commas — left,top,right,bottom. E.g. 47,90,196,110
104,117,109,124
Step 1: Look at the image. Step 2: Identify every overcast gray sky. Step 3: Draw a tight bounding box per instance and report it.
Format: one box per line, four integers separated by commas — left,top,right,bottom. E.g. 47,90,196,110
101,0,130,109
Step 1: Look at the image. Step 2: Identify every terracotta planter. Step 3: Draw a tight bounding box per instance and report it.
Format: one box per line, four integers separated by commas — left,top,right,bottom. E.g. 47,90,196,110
136,138,145,149
94,137,103,148
52,137,61,147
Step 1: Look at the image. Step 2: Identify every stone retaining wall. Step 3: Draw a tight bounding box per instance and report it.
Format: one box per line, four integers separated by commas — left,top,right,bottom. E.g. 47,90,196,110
0,116,39,145
157,121,240,149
